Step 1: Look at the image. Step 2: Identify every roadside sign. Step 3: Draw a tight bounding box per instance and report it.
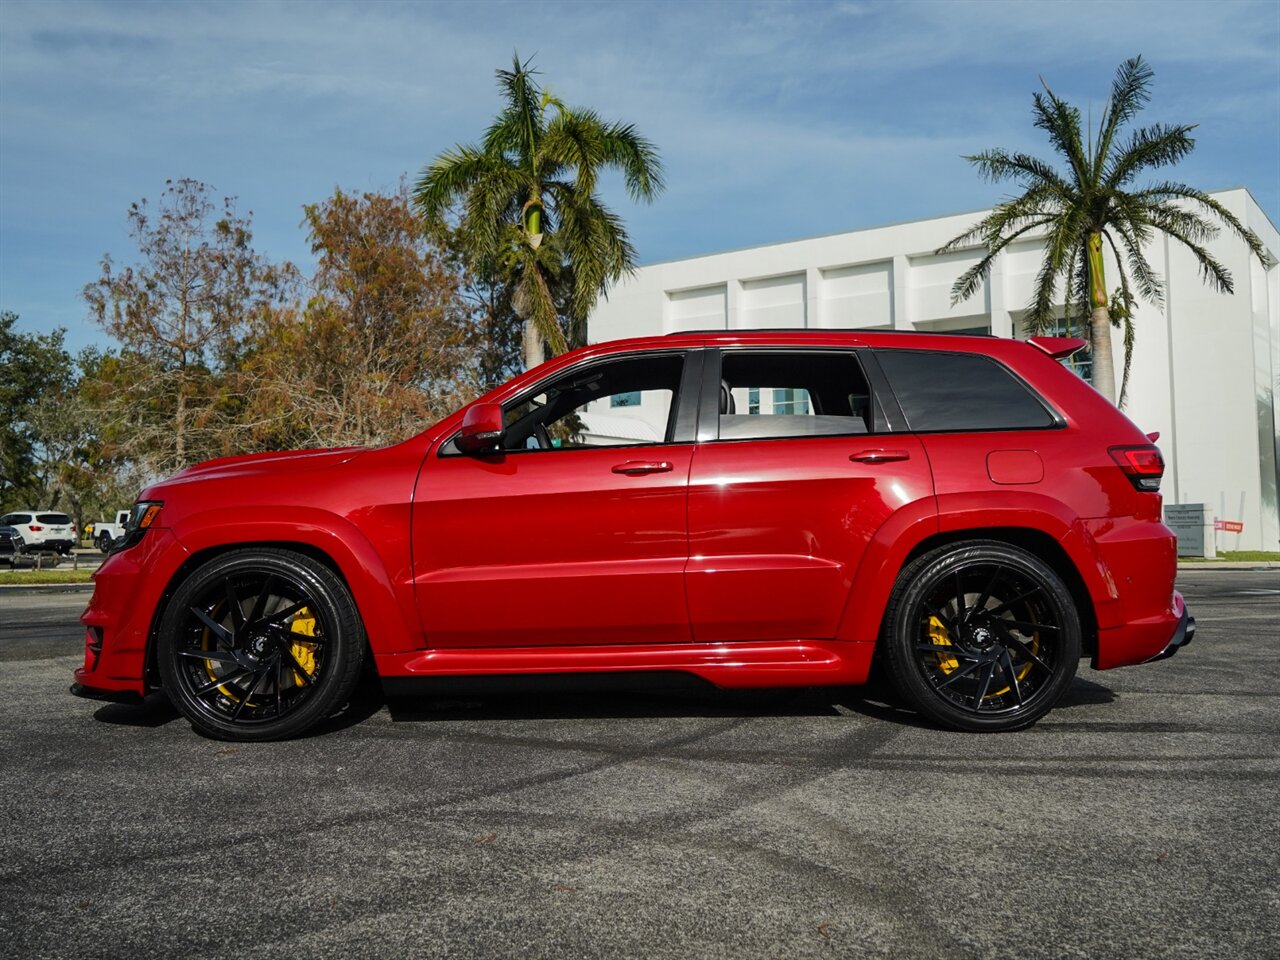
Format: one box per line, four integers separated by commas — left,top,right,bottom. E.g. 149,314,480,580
1214,520,1244,534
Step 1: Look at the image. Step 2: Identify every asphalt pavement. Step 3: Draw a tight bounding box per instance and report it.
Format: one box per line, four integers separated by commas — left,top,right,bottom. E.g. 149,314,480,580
0,570,1277,960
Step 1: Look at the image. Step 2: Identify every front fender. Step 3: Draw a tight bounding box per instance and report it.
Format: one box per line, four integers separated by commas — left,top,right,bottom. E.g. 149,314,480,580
166,506,421,656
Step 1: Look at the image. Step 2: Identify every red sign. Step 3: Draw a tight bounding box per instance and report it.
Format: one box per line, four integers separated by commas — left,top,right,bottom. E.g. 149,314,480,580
1214,520,1244,533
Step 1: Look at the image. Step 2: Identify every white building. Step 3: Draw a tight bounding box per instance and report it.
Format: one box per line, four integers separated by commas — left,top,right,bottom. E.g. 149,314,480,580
589,187,1280,552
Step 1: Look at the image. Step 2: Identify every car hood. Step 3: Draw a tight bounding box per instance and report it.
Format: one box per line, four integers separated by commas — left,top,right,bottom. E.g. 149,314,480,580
151,447,367,489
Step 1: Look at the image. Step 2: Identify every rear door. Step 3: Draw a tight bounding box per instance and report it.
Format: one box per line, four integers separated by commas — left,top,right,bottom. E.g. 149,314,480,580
685,348,934,642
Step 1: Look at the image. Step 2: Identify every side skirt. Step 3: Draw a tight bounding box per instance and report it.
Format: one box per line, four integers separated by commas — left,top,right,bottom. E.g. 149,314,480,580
374,639,875,691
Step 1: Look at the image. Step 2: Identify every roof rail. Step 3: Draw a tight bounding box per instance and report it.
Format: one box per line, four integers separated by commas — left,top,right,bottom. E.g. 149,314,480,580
665,327,995,338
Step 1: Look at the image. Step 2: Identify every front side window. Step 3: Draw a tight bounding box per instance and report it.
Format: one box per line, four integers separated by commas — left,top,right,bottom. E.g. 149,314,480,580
499,353,685,452
876,349,1056,432
716,351,872,441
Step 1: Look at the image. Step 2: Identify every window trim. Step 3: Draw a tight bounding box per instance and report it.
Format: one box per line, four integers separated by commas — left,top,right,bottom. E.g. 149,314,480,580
697,347,890,444
439,348,702,457
872,347,1066,434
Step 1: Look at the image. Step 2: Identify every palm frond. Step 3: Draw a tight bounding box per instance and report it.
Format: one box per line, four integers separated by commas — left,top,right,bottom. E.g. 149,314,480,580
1093,56,1154,170
1104,123,1197,188
1032,85,1090,187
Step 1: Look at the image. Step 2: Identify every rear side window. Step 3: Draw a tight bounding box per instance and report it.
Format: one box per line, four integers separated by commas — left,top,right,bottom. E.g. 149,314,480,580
716,351,873,441
4,514,32,525
877,349,1056,432
37,514,72,524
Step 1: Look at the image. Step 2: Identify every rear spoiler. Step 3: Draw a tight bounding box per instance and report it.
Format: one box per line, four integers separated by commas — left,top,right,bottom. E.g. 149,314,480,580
1027,336,1088,360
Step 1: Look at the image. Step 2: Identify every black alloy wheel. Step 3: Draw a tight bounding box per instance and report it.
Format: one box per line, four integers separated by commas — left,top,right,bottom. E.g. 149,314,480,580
157,548,365,741
882,541,1081,732
97,532,113,553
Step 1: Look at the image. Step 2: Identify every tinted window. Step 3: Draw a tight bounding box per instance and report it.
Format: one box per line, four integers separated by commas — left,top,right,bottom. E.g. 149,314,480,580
37,514,72,524
877,350,1055,432
4,514,32,525
718,351,871,441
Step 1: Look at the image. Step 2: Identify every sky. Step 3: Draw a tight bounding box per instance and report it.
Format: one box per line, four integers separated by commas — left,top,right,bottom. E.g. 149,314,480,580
2,0,1278,354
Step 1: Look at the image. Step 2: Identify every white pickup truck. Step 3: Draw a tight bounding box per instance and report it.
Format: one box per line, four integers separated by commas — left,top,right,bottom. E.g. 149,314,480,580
93,510,131,552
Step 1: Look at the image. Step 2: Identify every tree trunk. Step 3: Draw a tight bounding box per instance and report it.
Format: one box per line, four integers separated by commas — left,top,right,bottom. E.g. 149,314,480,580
1085,231,1117,404
1089,304,1117,404
523,319,544,371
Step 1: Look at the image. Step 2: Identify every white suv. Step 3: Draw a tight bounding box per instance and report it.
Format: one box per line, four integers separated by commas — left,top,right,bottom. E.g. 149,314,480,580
0,512,77,554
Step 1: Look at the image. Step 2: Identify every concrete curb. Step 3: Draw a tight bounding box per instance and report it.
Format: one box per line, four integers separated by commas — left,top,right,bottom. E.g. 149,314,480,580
0,583,95,594
1177,561,1280,570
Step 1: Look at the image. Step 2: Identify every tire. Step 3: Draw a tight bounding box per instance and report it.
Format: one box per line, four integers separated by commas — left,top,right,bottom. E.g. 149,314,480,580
98,533,113,554
157,548,366,741
881,540,1081,733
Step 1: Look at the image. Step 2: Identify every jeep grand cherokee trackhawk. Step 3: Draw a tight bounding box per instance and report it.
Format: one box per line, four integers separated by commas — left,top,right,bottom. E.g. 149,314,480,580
71,330,1194,741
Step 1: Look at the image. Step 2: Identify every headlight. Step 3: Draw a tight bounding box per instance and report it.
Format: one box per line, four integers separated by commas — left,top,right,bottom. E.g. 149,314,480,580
112,501,164,553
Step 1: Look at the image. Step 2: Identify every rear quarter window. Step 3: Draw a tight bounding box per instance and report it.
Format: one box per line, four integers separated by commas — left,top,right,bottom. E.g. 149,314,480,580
876,349,1056,432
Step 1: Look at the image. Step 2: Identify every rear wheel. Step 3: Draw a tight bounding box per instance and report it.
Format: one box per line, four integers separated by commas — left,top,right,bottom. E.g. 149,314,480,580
881,541,1081,732
157,548,365,741
97,532,113,553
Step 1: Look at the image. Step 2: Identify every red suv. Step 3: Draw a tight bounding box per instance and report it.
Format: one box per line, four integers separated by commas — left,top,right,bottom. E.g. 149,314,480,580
72,330,1193,740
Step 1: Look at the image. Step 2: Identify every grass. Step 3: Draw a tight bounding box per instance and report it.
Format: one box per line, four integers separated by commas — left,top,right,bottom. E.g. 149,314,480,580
1181,550,1280,562
0,568,96,585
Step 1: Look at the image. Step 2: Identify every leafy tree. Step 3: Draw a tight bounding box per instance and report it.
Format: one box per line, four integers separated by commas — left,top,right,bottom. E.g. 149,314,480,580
940,56,1271,405
0,311,76,510
415,53,664,369
83,179,295,477
238,185,484,449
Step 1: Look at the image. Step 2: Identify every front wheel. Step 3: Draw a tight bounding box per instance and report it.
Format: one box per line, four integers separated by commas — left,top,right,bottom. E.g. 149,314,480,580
881,541,1081,732
97,532,113,553
157,548,366,741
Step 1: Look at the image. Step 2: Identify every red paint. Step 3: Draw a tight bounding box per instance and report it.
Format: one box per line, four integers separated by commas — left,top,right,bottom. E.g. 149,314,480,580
75,330,1187,703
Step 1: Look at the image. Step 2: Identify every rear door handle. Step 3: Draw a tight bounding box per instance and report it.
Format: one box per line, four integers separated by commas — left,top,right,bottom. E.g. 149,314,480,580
849,449,910,464
612,460,674,475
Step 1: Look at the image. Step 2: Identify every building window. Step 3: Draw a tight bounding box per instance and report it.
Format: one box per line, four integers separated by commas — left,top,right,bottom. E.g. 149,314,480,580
748,387,760,415
772,388,810,415
610,391,642,408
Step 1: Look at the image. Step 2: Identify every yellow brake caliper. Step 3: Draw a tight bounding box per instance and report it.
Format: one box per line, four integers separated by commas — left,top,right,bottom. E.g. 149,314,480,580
928,616,960,674
289,608,318,685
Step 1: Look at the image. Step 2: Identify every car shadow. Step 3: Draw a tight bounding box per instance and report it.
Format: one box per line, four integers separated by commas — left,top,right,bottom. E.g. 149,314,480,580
93,692,182,728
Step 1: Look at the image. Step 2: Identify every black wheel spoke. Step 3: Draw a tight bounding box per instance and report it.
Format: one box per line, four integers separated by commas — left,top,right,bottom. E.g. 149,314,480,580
953,571,967,622
275,655,284,717
230,670,264,722
923,604,957,632
916,643,978,660
265,601,309,625
287,648,315,686
985,586,1043,618
969,566,1002,622
972,660,997,708
248,574,276,626
190,607,233,645
1000,649,1024,706
935,659,982,689
179,648,241,666
193,669,250,697
1000,618,1059,635
989,622,1054,674
224,579,246,633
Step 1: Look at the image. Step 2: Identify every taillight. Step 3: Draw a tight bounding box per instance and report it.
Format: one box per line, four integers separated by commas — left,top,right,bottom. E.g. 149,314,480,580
28,524,43,532
1110,444,1164,492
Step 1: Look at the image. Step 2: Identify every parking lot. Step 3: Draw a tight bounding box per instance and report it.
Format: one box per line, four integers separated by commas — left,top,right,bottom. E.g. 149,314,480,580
1,569,1276,960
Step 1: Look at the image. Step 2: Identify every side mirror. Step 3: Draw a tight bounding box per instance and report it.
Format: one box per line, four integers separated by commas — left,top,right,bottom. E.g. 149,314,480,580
456,402,505,454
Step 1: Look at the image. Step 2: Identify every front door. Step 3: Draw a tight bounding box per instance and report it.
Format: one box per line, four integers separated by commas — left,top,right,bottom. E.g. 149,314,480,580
412,351,698,648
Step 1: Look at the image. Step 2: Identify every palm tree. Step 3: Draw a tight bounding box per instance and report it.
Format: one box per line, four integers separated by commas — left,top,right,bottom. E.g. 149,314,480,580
415,54,664,370
940,56,1270,405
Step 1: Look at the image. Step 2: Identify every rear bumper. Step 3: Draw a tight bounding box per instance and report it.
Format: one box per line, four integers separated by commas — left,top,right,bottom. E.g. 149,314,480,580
1144,602,1196,663
1094,589,1194,669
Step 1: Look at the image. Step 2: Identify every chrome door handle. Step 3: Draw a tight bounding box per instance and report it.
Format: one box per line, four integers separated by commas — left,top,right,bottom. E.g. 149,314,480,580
849,449,910,464
612,460,674,475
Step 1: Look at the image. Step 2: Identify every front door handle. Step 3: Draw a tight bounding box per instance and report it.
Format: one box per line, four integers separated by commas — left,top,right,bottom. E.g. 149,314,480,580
612,460,674,475
849,449,911,464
